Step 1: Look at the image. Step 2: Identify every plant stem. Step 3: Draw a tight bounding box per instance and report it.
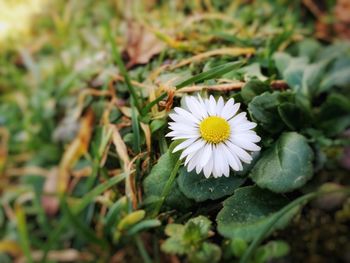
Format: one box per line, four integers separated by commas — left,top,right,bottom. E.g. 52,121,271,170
105,24,141,112
240,188,350,263
152,158,182,216
135,235,153,263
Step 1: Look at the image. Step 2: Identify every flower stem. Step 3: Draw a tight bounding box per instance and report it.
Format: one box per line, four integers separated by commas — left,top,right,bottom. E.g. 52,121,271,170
152,158,182,217
240,188,350,263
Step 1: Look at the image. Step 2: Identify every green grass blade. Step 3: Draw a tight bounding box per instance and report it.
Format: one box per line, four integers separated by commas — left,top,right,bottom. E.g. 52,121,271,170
61,197,108,248
131,102,141,153
74,173,126,213
15,206,33,263
175,61,243,88
105,24,141,111
141,61,243,115
43,173,126,261
127,219,161,236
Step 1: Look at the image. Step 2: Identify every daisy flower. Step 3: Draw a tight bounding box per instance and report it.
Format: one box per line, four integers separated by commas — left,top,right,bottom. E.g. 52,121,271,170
166,95,261,178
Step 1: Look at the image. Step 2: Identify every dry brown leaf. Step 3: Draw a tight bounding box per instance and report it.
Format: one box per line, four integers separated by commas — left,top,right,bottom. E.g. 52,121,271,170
140,123,151,153
334,0,350,39
41,168,60,216
57,109,94,193
124,21,166,69
110,124,130,171
15,249,93,263
0,240,22,257
305,0,350,40
335,0,350,23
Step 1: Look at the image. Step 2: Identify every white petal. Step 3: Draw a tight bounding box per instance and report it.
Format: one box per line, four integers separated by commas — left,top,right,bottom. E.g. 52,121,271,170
225,141,252,163
221,99,240,120
198,144,212,168
187,150,202,172
185,97,201,119
230,137,261,151
229,112,247,127
216,97,224,115
184,150,196,166
172,138,197,153
208,95,217,115
218,144,230,177
174,107,200,124
213,146,224,178
169,123,198,132
170,133,200,141
186,96,208,120
180,139,206,160
222,143,241,171
169,113,198,126
166,130,198,138
233,122,257,131
197,94,207,109
203,158,213,178
233,133,261,143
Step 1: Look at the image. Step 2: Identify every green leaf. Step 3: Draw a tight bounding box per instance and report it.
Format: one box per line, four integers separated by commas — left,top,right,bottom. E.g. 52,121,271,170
274,52,292,74
216,186,298,241
241,80,271,104
250,132,314,193
248,91,293,134
161,237,187,255
317,93,350,136
189,242,221,263
277,102,309,130
254,240,290,263
184,216,212,241
239,63,267,81
143,142,192,210
150,119,166,133
162,216,213,256
298,39,321,59
320,65,350,93
282,57,308,91
104,196,128,234
230,239,248,257
127,219,161,236
165,224,185,238
302,61,328,97
177,168,245,202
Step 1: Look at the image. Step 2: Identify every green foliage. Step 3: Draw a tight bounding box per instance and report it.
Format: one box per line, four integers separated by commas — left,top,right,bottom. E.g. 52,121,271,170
177,168,245,202
1,1,349,262
241,80,271,104
216,186,299,241
143,142,193,210
248,91,312,133
250,132,314,193
274,41,350,97
162,216,221,263
317,93,350,136
253,240,290,263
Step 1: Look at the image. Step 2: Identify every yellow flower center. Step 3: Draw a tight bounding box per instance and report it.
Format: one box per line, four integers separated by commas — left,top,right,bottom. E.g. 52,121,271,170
199,116,230,144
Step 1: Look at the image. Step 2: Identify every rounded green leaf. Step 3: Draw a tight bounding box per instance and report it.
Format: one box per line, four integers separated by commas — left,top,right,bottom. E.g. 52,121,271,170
143,142,193,210
250,132,314,193
177,168,245,202
216,186,298,241
248,91,292,134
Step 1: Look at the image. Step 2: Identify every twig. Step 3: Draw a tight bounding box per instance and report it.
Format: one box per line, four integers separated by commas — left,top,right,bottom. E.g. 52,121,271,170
171,47,255,69
173,80,288,94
